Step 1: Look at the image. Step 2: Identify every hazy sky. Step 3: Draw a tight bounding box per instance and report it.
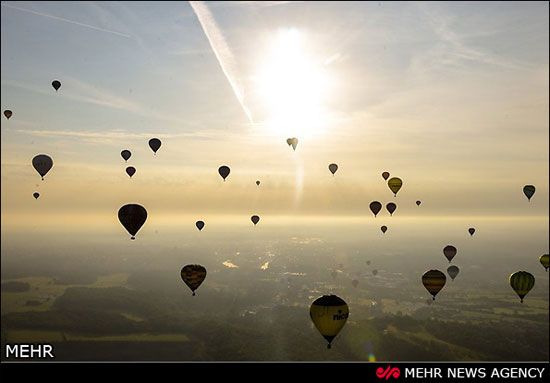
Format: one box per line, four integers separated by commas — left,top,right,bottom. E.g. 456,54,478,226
1,1,548,229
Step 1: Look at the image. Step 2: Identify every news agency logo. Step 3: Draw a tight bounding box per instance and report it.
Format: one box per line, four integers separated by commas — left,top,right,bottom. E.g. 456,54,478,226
4,344,54,359
376,365,401,380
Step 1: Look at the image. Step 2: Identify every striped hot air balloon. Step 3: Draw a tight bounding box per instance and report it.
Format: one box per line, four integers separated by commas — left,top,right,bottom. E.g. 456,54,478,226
181,264,207,296
422,269,446,300
539,254,549,272
509,271,535,303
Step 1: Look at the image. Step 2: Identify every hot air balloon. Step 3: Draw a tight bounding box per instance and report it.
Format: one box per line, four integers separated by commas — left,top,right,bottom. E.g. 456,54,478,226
540,254,549,272
149,138,161,154
372,269,378,276
381,226,387,234
251,215,260,226
387,177,402,196
523,185,535,201
309,295,349,349
509,271,535,303
4,110,12,119
181,264,207,296
422,269,446,300
218,165,230,181
468,228,475,236
331,270,337,280
118,204,147,240
416,200,421,206
33,192,40,200
126,166,136,178
256,180,260,186
447,265,459,281
52,80,61,91
32,154,53,181
443,245,457,263
329,163,338,175
196,221,205,231
366,261,371,266
121,150,131,162
382,172,390,181
287,137,298,151
386,202,397,216
352,280,359,288
369,201,382,217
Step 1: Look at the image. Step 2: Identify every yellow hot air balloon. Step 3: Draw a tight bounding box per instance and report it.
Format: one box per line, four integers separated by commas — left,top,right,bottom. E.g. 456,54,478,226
540,254,549,272
422,269,446,300
310,295,349,349
509,271,535,303
387,177,402,196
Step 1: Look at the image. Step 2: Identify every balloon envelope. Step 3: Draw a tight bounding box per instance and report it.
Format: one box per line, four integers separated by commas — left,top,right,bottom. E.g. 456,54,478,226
288,137,298,150
118,204,147,240
33,192,39,200
447,265,459,281
540,254,549,272
468,227,475,236
422,269,446,300
218,165,230,181
121,150,131,162
443,245,457,263
4,110,12,119
387,177,403,196
381,225,387,233
372,269,378,276
32,154,53,180
196,221,205,231
126,166,136,178
181,264,207,296
329,163,338,175
309,295,349,349
251,215,260,225
149,138,161,154
382,172,390,180
509,271,535,303
369,201,382,217
416,200,421,206
523,185,535,201
52,80,61,91
386,202,397,216
286,138,292,146
256,180,260,186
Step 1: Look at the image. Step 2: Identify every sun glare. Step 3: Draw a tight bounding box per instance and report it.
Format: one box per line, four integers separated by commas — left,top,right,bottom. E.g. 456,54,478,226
255,29,331,139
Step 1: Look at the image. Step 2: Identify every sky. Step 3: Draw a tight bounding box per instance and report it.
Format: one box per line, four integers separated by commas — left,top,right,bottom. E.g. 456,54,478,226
1,1,548,232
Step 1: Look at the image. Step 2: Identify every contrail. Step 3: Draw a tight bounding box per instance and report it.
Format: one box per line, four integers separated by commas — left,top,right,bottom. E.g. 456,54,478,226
189,1,254,123
1,3,131,38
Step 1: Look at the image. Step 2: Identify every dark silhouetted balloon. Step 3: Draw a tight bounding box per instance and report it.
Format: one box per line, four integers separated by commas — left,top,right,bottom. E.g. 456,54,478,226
366,260,371,266
52,80,61,91
540,254,549,272
256,180,260,186
149,138,161,154
523,185,535,201
218,165,230,181
310,295,349,349
387,177,403,196
329,163,338,175
372,269,378,276
196,220,205,231
422,269,446,300
33,192,40,200
32,154,53,181
443,245,457,263
416,200,421,206
386,202,397,216
286,138,292,146
121,150,131,162
468,227,475,236
369,201,382,217
181,264,207,296
251,215,260,225
118,204,147,240
4,110,12,120
509,271,535,303
447,265,459,281
382,172,390,180
352,280,359,288
126,166,136,178
381,225,387,234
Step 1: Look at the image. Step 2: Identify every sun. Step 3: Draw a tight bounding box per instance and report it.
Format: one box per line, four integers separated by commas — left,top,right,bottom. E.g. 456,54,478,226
254,28,331,140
